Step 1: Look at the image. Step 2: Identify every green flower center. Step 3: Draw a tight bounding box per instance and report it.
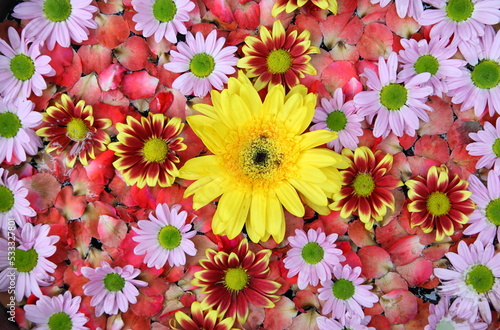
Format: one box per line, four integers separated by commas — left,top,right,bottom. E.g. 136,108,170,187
414,54,439,76
326,110,348,132
224,267,249,291
426,192,451,216
266,49,293,74
10,54,35,82
436,320,455,330
241,135,283,180
0,112,22,138
471,60,500,90
465,265,495,294
301,242,325,264
14,248,38,273
0,185,15,213
103,272,126,292
332,278,355,300
143,138,169,163
66,118,89,141
352,173,375,197
153,0,177,22
189,53,215,78
445,0,474,22
48,312,73,330
158,225,182,250
380,83,408,111
486,198,500,226
43,0,72,22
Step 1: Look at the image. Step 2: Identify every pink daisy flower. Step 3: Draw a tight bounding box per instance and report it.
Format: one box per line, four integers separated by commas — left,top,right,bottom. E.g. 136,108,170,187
318,264,378,319
133,203,197,269
81,261,147,316
310,88,363,153
398,37,465,98
0,97,42,164
24,291,89,330
425,296,488,330
283,228,345,290
465,171,500,244
0,168,36,236
466,117,500,171
317,312,375,330
164,30,238,97
434,239,500,324
447,26,500,117
0,223,59,301
0,27,54,101
12,0,98,50
132,0,195,44
354,52,433,138
370,0,423,19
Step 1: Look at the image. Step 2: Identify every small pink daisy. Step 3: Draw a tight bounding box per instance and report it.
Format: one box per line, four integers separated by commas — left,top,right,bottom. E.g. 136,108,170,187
398,37,465,98
434,239,500,324
310,88,363,153
0,223,59,301
283,228,345,290
318,264,378,319
81,261,147,316
164,30,238,97
466,117,500,171
354,52,433,138
0,97,43,165
133,203,197,269
465,171,500,244
317,312,375,330
0,27,54,101
12,0,98,50
132,0,195,44
24,291,89,330
0,168,36,236
370,0,423,19
425,296,488,330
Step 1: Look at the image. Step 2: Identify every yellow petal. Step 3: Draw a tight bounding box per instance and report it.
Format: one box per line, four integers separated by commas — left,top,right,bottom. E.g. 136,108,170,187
275,181,305,216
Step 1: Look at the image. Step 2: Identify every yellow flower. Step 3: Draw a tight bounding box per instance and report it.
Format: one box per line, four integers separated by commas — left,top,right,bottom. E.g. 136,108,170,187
179,72,348,243
272,0,338,16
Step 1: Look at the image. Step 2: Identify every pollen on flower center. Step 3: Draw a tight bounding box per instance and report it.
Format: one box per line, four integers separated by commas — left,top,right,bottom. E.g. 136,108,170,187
14,248,39,273
103,273,126,292
143,138,169,163
472,60,500,90
48,312,73,330
485,198,500,226
352,173,375,197
426,192,451,216
326,110,348,132
10,54,35,81
301,242,325,264
414,54,440,76
465,265,495,293
239,135,284,182
66,118,89,141
266,49,293,74
158,225,182,250
0,185,15,213
153,0,177,22
0,112,22,138
445,0,474,22
379,83,408,110
189,53,215,78
332,278,355,300
43,0,72,22
224,267,249,291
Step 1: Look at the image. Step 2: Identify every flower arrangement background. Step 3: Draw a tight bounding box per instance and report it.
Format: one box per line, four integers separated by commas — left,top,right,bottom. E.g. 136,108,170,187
1,0,500,329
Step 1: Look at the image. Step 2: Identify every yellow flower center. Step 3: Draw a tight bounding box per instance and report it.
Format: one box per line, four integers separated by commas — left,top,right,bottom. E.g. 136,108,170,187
224,267,249,291
66,118,89,141
426,192,451,216
266,49,293,74
352,173,375,197
143,138,169,163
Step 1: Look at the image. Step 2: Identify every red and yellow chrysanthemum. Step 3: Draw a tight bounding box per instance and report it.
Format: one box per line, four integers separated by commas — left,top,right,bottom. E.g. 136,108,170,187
237,20,319,92
406,165,475,241
330,147,402,229
171,301,237,330
108,113,186,188
192,239,281,325
272,0,338,16
36,94,111,168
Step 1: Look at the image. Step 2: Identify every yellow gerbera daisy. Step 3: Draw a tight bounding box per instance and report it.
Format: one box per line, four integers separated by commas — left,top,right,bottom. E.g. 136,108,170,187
179,72,348,243
272,0,338,16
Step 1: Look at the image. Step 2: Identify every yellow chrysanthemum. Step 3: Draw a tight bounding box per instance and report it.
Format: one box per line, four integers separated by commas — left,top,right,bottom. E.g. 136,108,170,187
179,72,348,243
272,0,338,16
